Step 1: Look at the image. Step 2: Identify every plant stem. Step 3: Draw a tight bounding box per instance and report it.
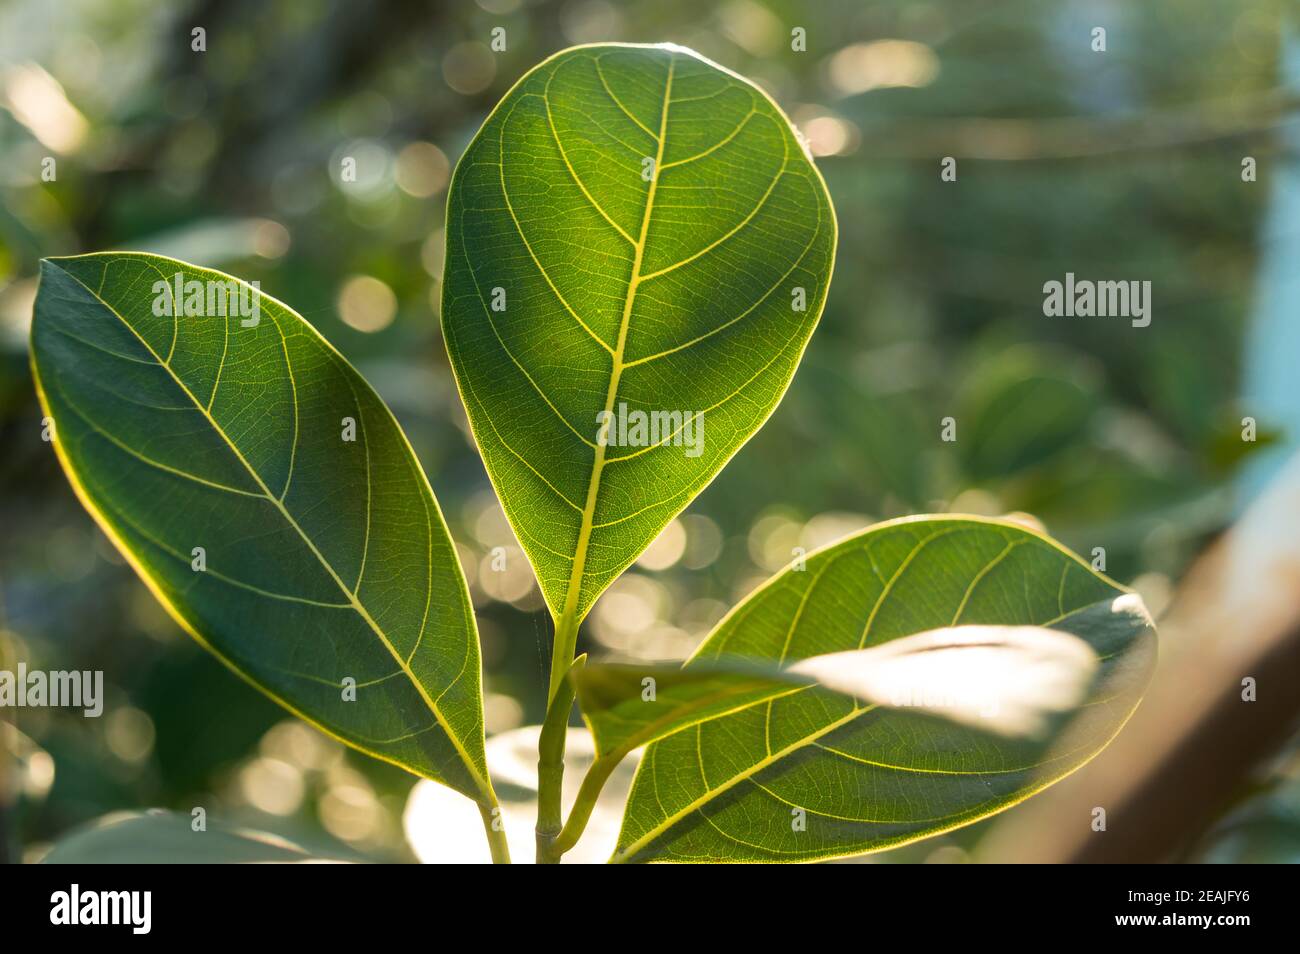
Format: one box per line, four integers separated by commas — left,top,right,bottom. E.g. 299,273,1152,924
550,754,618,857
478,801,512,864
535,652,582,863
548,608,581,702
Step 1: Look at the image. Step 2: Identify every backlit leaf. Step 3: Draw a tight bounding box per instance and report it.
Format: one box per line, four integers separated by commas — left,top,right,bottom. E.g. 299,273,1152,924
613,515,1156,862
575,622,1104,763
572,661,798,760
31,252,495,805
441,42,836,624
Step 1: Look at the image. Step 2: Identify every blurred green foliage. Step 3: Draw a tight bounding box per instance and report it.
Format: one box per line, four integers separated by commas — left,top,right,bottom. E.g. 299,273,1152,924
0,0,1292,862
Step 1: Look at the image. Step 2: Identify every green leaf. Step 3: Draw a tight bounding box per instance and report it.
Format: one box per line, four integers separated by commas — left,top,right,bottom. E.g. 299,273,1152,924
40,811,358,863
612,515,1157,863
575,621,1108,762
442,42,836,626
30,252,495,805
572,661,800,760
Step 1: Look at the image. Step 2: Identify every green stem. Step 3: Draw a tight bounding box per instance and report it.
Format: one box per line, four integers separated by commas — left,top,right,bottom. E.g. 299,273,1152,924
550,754,618,857
535,653,582,863
548,608,581,702
478,801,511,864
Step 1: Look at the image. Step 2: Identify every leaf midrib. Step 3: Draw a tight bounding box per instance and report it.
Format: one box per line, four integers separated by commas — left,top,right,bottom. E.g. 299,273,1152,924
552,52,676,654
52,261,493,803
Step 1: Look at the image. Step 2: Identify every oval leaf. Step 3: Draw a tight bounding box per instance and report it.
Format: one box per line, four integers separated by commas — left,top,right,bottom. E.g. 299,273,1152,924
613,516,1157,863
30,253,494,805
442,42,836,623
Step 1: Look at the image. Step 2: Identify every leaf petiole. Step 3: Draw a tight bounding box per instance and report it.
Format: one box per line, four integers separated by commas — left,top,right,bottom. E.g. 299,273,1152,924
478,802,512,864
536,653,584,863
549,754,618,858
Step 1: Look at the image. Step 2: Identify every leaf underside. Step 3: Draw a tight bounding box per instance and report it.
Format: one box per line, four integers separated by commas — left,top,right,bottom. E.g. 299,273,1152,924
31,253,492,803
442,43,836,623
573,662,799,760
614,516,1156,863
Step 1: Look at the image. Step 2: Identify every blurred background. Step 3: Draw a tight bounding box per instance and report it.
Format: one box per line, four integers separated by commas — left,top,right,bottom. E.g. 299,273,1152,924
1,0,1297,863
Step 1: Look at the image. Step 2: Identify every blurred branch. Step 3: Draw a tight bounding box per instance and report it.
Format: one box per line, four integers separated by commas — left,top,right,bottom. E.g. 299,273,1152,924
850,89,1300,160
979,452,1300,862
